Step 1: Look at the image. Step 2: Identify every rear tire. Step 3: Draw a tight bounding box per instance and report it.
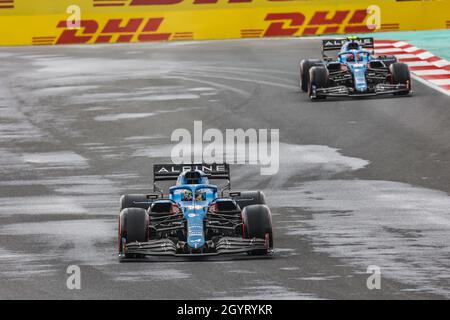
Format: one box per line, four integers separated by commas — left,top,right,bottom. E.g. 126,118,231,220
300,59,321,92
242,204,273,255
308,66,328,100
378,55,397,67
118,208,149,254
390,62,411,95
120,194,153,212
233,191,266,209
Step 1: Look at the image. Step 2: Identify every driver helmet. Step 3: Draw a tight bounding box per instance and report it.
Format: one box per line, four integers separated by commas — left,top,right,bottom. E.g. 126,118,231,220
195,190,207,201
346,41,360,51
182,190,193,201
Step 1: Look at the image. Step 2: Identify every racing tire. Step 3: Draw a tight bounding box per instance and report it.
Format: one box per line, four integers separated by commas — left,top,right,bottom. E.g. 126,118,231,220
233,191,266,209
390,62,411,95
308,66,328,100
118,208,149,254
300,59,321,92
242,204,273,255
120,194,153,212
378,55,397,67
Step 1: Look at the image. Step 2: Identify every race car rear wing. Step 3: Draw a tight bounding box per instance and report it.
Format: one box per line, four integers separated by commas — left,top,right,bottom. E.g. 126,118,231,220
153,163,231,195
153,163,230,181
322,37,375,58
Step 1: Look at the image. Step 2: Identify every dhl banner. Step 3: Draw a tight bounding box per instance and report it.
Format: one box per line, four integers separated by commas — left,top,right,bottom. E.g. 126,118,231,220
0,0,448,46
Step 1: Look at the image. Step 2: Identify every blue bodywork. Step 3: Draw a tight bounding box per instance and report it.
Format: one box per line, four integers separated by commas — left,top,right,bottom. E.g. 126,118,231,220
170,184,217,249
337,43,372,92
152,170,231,250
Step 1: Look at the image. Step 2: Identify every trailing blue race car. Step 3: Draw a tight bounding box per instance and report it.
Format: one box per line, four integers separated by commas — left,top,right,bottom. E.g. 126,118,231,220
300,37,412,100
118,164,273,260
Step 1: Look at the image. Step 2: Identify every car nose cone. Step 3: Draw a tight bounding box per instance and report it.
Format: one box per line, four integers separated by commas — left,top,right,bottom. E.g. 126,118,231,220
187,224,205,249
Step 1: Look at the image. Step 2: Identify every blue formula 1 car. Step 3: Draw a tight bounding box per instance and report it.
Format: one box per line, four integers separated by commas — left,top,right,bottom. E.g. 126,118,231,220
118,164,273,260
300,37,412,100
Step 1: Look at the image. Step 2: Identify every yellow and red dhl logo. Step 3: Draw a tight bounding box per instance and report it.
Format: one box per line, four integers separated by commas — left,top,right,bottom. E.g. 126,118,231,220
242,9,378,38
32,9,388,45
33,18,193,45
92,0,281,7
0,0,14,9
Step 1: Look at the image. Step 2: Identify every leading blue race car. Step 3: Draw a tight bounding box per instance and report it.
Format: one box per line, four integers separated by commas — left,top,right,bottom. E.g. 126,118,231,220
300,36,412,100
118,164,273,260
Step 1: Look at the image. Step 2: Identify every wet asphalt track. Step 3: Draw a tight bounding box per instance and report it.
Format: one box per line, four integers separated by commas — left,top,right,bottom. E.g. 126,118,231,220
0,38,449,299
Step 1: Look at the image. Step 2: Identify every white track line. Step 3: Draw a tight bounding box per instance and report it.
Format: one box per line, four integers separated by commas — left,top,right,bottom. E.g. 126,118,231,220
411,74,450,96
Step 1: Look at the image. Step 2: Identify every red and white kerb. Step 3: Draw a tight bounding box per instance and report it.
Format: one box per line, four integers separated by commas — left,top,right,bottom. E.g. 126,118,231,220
374,40,450,95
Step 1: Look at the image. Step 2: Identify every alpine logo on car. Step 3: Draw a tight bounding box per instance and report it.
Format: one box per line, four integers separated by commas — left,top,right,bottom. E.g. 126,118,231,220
155,163,228,175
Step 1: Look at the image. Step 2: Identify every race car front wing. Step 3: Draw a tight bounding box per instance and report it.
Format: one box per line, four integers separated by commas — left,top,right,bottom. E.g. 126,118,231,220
121,237,269,259
312,83,410,98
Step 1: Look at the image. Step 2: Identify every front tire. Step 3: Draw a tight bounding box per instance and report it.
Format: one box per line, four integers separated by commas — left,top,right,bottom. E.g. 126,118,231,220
390,62,411,95
308,66,328,100
300,59,321,92
242,204,273,255
118,208,149,254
